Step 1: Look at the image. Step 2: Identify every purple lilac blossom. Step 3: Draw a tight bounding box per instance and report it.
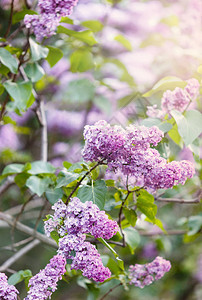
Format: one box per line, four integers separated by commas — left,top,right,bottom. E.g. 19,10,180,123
0,272,19,300
25,254,66,300
0,124,20,152
24,0,78,41
44,197,118,282
128,256,171,288
47,109,84,137
24,14,60,42
82,120,195,191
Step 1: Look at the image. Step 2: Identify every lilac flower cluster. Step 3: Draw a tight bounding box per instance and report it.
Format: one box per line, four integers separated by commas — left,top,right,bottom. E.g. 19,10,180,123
25,255,66,300
0,272,19,300
44,197,118,282
24,0,78,41
82,120,195,191
147,78,200,118
128,256,171,288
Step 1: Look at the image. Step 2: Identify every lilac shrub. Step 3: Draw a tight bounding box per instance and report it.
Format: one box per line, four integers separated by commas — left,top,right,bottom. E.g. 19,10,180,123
24,0,78,41
0,272,19,300
25,255,66,300
82,120,195,191
44,198,118,282
128,256,171,288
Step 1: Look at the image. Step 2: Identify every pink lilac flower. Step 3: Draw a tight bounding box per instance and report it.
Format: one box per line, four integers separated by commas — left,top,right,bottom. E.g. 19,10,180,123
161,78,200,114
82,120,195,191
25,255,66,300
128,256,171,288
146,104,165,119
0,272,19,300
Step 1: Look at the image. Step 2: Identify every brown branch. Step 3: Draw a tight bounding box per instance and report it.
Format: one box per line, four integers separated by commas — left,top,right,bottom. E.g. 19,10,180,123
118,191,131,247
99,283,122,300
4,0,15,38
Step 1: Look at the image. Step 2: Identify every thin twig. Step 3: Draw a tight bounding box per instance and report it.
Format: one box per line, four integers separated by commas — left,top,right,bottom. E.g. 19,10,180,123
65,159,105,204
39,100,48,162
0,176,15,196
4,0,15,38
4,198,44,215
0,237,34,251
0,239,40,272
0,212,57,248
118,191,131,247
138,229,187,236
155,197,200,204
99,283,122,300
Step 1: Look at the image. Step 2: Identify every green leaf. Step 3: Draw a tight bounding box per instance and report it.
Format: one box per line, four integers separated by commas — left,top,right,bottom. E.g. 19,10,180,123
77,180,107,210
24,62,45,82
2,163,24,175
60,17,74,24
94,95,112,114
187,215,202,236
114,34,132,51
123,208,137,227
136,190,157,221
0,48,18,74
70,49,94,73
15,173,30,187
8,269,32,285
168,123,183,146
57,26,97,46
104,58,135,87
13,9,37,24
26,176,51,196
141,118,172,133
45,188,63,204
66,78,95,103
171,109,202,146
81,20,103,32
56,172,80,188
143,76,187,97
50,230,60,244
28,161,56,175
46,46,63,67
29,38,49,62
123,227,140,254
3,80,33,111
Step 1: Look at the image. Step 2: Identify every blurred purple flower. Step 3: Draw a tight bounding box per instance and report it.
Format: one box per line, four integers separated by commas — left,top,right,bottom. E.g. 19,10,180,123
0,124,20,152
